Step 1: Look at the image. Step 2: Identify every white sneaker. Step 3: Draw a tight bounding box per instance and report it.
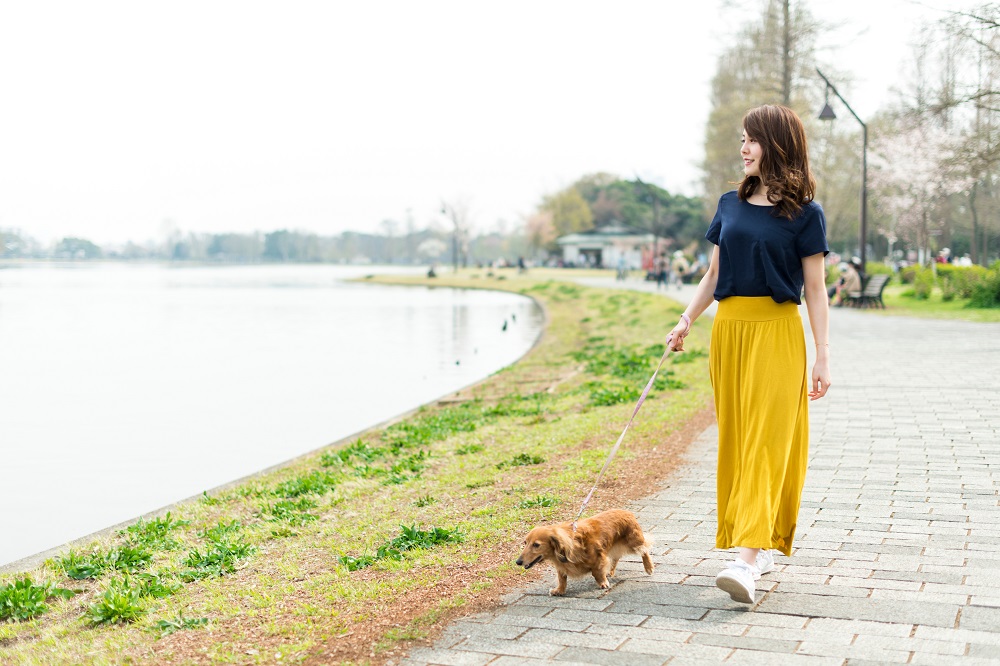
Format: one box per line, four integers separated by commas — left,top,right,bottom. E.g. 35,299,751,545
755,549,774,577
715,559,757,604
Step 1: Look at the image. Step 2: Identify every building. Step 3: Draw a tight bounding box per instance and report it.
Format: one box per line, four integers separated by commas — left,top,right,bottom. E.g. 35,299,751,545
556,223,657,269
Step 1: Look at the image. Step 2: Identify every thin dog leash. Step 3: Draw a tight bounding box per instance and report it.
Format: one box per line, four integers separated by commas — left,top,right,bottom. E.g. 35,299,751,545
572,334,676,532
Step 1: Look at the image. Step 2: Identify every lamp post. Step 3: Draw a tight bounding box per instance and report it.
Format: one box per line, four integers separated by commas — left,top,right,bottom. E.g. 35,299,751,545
817,68,868,269
633,176,662,272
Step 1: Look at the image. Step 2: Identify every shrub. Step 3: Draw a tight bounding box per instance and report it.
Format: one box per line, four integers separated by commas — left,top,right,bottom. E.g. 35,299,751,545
967,270,1000,308
938,264,990,299
913,268,935,300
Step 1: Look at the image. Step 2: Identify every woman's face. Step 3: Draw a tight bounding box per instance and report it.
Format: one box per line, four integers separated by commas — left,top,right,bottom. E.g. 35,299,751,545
741,129,763,178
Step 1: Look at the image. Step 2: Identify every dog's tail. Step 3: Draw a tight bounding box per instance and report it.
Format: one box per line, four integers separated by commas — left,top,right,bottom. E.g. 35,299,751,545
640,532,655,575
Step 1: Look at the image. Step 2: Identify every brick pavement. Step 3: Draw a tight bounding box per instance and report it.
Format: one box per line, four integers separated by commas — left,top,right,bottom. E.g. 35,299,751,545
402,278,1000,665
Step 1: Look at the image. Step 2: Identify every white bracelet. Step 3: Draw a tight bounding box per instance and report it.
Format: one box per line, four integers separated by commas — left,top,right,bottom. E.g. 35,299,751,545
680,313,691,333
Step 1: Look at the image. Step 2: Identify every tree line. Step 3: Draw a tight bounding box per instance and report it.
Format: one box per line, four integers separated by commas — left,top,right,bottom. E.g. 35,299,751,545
0,226,535,266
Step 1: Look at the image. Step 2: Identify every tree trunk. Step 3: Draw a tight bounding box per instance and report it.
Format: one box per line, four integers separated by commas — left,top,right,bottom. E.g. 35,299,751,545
782,0,792,105
970,182,980,265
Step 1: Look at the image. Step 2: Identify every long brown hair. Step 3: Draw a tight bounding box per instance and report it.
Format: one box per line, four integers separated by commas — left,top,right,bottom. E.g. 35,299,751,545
737,104,816,220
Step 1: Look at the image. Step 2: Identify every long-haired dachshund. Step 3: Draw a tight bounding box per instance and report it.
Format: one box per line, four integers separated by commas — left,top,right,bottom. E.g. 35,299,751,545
515,509,654,595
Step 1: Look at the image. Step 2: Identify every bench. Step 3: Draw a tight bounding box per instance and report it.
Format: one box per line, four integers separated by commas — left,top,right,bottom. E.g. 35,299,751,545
845,273,890,309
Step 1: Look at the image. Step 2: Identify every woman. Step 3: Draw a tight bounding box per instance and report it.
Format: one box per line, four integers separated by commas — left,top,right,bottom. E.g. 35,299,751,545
667,104,831,604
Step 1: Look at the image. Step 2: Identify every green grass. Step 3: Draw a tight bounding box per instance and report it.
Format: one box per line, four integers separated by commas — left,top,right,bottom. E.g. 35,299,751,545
875,284,1000,322
0,269,713,665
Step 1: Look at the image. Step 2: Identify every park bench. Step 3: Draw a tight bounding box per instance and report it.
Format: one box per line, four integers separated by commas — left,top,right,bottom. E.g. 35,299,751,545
845,273,890,309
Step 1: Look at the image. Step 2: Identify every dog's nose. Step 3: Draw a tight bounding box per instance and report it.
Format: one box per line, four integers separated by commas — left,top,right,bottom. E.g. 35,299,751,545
515,558,523,566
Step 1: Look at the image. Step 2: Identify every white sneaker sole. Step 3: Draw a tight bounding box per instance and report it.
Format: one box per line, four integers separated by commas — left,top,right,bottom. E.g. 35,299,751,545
716,574,755,604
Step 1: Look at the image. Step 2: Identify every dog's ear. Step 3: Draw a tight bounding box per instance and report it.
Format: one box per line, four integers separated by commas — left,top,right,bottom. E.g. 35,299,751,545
549,534,568,562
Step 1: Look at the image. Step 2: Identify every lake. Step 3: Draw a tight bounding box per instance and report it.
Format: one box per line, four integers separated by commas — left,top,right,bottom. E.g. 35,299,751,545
0,263,543,567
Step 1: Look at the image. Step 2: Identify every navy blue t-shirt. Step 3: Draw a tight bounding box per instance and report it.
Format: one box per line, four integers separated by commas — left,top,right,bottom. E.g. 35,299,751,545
706,191,829,304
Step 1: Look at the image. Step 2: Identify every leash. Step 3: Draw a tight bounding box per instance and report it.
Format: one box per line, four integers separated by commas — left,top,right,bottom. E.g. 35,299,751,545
572,336,675,531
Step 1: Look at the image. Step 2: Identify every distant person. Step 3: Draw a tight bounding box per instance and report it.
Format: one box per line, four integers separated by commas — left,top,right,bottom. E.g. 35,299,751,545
427,265,437,278
670,251,689,289
654,254,667,289
517,256,526,273
616,256,628,281
667,104,831,604
830,261,861,307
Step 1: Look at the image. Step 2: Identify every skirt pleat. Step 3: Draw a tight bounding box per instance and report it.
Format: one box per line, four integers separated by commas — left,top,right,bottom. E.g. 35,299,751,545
710,297,809,557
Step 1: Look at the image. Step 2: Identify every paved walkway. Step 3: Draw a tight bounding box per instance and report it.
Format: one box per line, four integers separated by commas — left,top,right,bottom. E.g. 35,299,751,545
403,277,1000,665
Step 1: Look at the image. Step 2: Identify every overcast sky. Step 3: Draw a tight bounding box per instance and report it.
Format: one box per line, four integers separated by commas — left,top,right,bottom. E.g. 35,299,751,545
0,0,953,245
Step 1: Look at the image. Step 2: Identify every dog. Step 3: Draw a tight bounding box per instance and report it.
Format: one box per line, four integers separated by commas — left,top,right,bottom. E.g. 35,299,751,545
515,509,654,595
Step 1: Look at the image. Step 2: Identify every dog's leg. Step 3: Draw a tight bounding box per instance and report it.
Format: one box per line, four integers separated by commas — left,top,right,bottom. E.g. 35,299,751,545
550,571,568,596
592,553,611,589
608,557,620,577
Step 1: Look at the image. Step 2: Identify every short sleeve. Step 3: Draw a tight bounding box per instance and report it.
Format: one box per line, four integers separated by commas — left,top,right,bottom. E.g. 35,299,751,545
705,197,723,245
795,205,829,258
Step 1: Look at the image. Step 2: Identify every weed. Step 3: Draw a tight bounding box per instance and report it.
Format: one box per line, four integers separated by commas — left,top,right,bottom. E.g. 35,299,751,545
497,453,545,469
152,612,209,638
133,572,181,599
383,403,483,449
179,538,257,581
517,495,558,509
322,439,386,467
338,554,376,571
455,444,484,455
59,545,153,580
0,578,76,621
60,550,108,580
261,497,319,525
198,520,243,543
274,469,339,498
353,464,384,479
87,577,147,625
413,495,436,507
339,525,464,570
200,491,221,505
486,392,550,418
121,512,190,551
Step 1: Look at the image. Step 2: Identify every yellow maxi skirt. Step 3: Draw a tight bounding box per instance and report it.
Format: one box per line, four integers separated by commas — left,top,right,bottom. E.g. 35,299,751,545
710,297,809,557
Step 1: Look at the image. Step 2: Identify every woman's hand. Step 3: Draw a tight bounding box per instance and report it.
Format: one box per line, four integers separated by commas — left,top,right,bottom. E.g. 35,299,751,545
666,315,690,352
809,359,831,400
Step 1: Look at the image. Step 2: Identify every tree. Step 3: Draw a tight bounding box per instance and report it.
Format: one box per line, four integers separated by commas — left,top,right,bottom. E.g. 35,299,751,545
541,187,593,239
441,198,473,270
703,0,824,204
869,5,1000,265
54,237,102,259
525,211,556,254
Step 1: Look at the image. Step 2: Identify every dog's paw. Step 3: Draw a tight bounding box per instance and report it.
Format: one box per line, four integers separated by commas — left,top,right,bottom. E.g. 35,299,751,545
597,580,611,590
549,588,566,596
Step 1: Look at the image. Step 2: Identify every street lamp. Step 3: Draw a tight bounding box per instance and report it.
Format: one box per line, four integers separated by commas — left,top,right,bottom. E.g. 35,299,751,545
633,176,662,271
816,68,868,269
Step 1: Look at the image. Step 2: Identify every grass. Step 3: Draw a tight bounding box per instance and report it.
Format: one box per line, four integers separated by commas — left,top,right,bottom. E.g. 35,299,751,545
0,267,713,665
873,284,1000,322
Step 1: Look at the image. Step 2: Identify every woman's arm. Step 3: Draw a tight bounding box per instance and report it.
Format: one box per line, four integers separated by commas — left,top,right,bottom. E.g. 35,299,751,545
802,252,831,400
667,245,720,351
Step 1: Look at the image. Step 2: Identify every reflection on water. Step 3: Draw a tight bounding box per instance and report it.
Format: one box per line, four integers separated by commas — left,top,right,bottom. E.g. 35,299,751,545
0,263,543,566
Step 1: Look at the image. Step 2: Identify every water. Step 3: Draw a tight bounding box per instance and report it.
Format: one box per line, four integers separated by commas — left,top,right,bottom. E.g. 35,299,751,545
0,263,543,567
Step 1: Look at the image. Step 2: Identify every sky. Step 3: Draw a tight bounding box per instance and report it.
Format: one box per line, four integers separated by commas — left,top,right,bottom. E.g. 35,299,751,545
0,0,957,246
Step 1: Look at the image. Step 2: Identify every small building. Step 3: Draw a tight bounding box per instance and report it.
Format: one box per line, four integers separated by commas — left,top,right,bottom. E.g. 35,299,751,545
556,223,656,269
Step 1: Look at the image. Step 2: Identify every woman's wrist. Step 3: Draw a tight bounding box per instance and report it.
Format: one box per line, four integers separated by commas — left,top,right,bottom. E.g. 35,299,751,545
680,313,692,333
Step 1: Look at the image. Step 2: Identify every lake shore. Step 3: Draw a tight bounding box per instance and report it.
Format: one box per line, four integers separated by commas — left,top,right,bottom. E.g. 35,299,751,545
0,268,714,665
